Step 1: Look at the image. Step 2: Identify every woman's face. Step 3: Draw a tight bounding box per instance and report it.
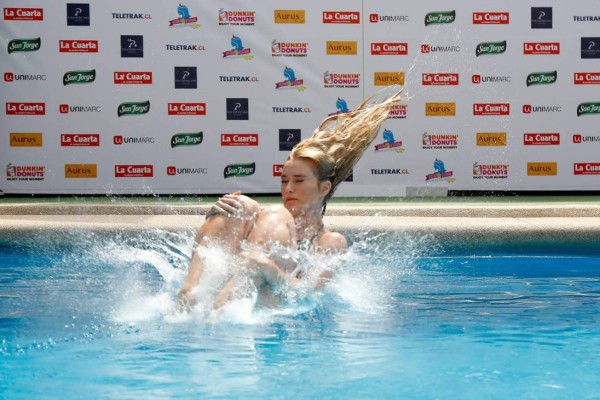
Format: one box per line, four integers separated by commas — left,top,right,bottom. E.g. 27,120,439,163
281,158,330,217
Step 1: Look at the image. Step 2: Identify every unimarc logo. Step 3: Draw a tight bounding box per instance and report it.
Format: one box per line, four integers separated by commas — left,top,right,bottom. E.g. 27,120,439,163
171,132,203,148
425,10,455,26
577,102,600,116
118,101,150,117
476,40,507,56
224,162,255,178
8,38,41,53
63,69,96,85
527,70,557,86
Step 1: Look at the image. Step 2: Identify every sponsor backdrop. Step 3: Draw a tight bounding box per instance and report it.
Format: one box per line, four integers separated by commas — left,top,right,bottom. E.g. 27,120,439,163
1,1,599,195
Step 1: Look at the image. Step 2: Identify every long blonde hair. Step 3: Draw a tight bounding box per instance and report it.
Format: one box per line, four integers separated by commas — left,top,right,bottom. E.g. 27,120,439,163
288,87,404,207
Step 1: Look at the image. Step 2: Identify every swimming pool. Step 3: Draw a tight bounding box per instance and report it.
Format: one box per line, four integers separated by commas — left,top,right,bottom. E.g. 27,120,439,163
1,229,599,399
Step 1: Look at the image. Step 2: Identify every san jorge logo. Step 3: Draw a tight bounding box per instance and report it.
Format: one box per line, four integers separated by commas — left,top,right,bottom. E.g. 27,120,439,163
476,41,507,56
425,10,455,26
275,67,305,91
373,128,405,153
168,4,200,28
63,69,96,85
526,71,557,86
223,35,253,60
117,101,150,117
577,102,600,116
8,37,40,53
224,162,256,178
171,132,203,148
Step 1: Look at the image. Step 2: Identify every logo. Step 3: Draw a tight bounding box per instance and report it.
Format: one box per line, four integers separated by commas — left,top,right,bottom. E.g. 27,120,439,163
420,43,460,53
389,104,408,119
226,98,249,120
224,162,256,178
574,16,600,22
425,159,455,182
6,164,45,181
219,75,258,83
476,41,506,56
329,97,349,116
574,72,600,84
168,4,200,28
374,128,405,153
472,12,509,24
425,102,456,116
4,73,47,82
166,166,208,176
422,132,458,149
6,102,45,115
4,8,43,21
221,133,258,147
66,3,90,26
8,38,40,54
279,129,301,151
374,72,405,86
424,10,455,26
527,71,557,86
117,101,150,117
112,12,152,20
115,165,153,178
223,35,253,60
218,9,255,26
120,35,143,57
63,69,96,85
275,67,305,91
473,163,509,179
573,134,600,144
61,133,100,146
174,67,197,89
59,40,98,53
271,40,308,57
168,103,205,115
272,106,311,113
10,132,43,147
477,132,506,146
370,42,408,55
165,43,206,51
577,102,600,116
524,133,560,145
59,104,101,114
581,38,600,59
574,163,600,175
274,10,305,24
522,104,562,114
171,132,203,148
524,42,560,55
527,162,557,176
113,135,155,145
326,41,357,55
471,74,511,84
473,103,510,116
369,13,409,23
323,11,360,24
370,168,409,176
65,164,97,178
324,71,360,88
422,73,459,86
114,71,152,85
273,164,284,177
531,7,552,29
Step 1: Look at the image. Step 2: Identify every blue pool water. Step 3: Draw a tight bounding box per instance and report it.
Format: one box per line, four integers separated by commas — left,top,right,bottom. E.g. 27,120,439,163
1,230,600,399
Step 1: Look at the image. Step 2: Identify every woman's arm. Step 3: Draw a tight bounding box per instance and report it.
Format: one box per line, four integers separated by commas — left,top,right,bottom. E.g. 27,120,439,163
313,231,347,290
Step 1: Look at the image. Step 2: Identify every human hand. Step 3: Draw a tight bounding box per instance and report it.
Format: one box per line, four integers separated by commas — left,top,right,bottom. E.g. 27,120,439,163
206,191,243,217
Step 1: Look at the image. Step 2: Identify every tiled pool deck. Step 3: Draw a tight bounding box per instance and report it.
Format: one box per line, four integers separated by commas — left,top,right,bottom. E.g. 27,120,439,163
1,195,600,245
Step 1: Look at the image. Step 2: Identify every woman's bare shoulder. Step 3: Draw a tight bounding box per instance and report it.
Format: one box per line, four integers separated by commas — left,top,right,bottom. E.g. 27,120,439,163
316,231,347,252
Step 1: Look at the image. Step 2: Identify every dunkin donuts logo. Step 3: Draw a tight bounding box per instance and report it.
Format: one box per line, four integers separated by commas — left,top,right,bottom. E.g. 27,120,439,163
218,9,255,26
168,103,205,115
4,8,43,21
422,132,458,149
324,71,360,88
6,163,45,181
59,40,98,53
272,40,308,57
473,163,509,179
323,11,360,24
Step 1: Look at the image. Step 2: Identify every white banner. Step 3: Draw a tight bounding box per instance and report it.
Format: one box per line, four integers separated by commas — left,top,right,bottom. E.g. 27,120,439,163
1,1,599,195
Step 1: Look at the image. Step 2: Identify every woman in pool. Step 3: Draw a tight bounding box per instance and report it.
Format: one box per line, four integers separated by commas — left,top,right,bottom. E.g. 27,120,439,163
178,88,403,309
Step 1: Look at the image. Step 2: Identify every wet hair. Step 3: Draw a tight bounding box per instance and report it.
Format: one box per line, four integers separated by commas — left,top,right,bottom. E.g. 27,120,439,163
288,87,404,211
